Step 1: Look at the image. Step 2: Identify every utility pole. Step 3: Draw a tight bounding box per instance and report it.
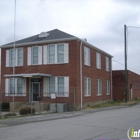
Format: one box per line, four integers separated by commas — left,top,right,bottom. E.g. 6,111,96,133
124,25,128,103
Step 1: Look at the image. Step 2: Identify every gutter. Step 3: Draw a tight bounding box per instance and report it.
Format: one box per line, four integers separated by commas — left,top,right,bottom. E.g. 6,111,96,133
80,41,83,109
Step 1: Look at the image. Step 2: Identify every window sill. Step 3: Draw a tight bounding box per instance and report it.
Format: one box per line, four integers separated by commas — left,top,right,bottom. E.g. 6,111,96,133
106,94,110,96
97,94,102,96
5,94,26,97
84,95,91,97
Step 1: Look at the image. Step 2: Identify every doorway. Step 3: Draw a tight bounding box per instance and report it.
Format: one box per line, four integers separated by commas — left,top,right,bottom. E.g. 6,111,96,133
32,82,40,101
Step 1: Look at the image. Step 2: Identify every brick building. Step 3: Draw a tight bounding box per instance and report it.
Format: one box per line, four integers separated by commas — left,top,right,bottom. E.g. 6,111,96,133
112,70,140,101
0,29,112,111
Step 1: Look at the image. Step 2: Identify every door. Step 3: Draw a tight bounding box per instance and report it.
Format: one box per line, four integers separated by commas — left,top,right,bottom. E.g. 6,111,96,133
32,82,40,101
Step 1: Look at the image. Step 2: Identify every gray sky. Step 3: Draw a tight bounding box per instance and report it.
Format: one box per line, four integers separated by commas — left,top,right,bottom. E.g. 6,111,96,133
1,0,140,74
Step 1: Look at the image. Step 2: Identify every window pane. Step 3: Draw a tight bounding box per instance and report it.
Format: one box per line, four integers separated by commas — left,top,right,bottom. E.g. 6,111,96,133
84,47,90,66
57,44,64,63
88,78,91,95
17,79,23,93
84,78,91,96
32,47,38,64
106,57,110,71
49,77,55,94
10,49,15,67
48,45,55,63
17,49,23,66
58,77,64,95
10,79,15,93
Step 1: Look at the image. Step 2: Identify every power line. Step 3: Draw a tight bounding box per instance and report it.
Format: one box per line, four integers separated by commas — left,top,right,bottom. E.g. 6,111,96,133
127,26,140,29
112,59,140,72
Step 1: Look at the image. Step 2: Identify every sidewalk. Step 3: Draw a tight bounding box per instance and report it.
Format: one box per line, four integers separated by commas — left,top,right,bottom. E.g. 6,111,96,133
0,102,139,127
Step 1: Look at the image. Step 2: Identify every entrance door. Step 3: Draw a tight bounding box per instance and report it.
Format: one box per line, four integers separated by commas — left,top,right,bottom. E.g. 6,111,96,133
32,83,40,101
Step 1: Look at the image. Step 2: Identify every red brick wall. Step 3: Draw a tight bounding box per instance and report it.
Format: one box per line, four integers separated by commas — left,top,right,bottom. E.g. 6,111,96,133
112,70,140,101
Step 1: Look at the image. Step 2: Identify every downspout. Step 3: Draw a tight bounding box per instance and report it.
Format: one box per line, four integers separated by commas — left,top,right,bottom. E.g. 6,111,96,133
111,57,113,101
80,41,83,109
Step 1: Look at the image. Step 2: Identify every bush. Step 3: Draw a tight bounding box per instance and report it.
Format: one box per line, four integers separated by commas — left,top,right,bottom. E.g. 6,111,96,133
4,113,16,117
20,107,35,115
2,102,10,111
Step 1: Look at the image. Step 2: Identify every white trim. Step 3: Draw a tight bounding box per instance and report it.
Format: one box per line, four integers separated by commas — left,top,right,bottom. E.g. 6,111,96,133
64,43,69,63
43,77,48,96
6,50,9,67
27,47,31,65
5,78,9,94
23,78,26,94
38,46,42,65
64,77,69,97
43,45,48,64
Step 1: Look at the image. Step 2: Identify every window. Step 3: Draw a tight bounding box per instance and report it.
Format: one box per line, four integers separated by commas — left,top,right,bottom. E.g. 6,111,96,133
5,78,26,95
6,48,23,67
106,56,110,71
47,44,67,64
46,76,69,97
48,45,55,63
97,79,102,95
84,47,90,66
106,80,110,95
84,77,91,96
32,47,38,64
27,46,42,65
96,52,101,69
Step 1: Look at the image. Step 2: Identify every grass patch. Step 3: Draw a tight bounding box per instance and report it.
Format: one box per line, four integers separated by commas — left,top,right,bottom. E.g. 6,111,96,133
91,101,138,108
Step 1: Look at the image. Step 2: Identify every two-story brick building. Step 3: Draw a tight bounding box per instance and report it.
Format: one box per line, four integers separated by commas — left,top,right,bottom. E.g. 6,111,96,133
0,29,112,111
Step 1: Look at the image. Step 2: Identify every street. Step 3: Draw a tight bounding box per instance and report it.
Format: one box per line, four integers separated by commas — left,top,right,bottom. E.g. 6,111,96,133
0,104,140,140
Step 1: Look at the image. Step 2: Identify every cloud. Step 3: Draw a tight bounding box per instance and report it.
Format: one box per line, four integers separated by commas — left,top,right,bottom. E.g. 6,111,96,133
0,0,140,74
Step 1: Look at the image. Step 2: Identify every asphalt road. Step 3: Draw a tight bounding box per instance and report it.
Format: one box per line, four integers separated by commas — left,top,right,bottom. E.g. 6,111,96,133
0,104,140,140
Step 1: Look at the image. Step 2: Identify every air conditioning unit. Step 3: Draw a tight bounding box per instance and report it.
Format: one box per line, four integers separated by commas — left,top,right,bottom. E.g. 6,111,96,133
50,103,68,113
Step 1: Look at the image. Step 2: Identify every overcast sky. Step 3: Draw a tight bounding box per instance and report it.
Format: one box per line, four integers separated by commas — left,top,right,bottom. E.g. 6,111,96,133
1,0,140,74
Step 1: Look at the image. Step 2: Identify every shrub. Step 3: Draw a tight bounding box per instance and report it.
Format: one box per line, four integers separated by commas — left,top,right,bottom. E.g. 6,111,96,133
2,102,10,111
4,113,16,117
20,107,35,115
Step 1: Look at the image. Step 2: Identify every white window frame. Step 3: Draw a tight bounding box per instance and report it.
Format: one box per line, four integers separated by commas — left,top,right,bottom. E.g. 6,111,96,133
106,56,110,72
44,76,69,97
96,52,101,69
5,78,26,96
28,46,42,65
97,79,102,96
84,77,91,96
6,48,23,67
46,43,69,64
84,47,90,66
106,80,110,95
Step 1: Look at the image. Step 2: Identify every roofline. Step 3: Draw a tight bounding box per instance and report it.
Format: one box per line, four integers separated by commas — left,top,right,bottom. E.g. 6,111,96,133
0,37,113,57
0,37,77,48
